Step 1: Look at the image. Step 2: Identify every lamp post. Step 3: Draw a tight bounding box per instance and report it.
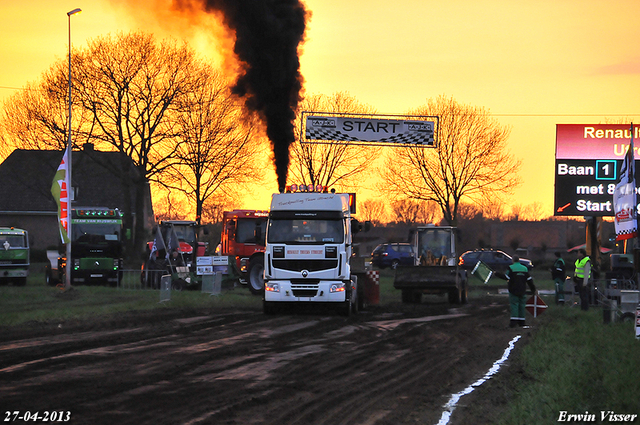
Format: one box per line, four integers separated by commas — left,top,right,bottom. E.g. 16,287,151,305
65,8,81,290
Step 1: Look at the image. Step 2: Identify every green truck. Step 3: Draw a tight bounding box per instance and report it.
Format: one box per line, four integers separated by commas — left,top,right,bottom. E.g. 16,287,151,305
0,227,30,286
46,208,124,286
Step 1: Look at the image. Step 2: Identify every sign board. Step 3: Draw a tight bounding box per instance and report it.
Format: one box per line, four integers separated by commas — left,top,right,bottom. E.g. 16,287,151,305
471,261,493,284
554,124,640,216
526,295,548,317
304,114,436,146
196,256,229,275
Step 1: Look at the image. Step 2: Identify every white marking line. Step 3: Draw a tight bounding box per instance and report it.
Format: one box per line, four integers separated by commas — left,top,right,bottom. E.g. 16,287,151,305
436,335,521,425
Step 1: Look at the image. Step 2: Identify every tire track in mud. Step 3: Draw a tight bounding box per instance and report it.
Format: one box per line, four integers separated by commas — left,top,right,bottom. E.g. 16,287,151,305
0,298,513,425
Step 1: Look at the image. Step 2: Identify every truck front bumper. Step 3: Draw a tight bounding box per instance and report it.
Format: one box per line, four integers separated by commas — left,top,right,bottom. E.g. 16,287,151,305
264,280,349,303
0,268,28,278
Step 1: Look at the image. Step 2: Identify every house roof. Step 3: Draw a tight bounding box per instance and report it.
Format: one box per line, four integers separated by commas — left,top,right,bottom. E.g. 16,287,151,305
0,146,139,213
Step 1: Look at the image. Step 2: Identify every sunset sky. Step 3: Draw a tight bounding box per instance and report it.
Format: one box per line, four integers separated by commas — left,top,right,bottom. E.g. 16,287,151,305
2,0,640,218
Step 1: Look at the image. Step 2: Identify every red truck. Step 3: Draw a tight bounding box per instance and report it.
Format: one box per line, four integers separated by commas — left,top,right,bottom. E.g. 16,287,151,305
220,210,268,294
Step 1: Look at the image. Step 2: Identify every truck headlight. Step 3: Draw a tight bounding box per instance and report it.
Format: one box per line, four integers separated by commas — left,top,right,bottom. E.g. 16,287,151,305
330,282,346,293
240,257,248,273
265,282,280,292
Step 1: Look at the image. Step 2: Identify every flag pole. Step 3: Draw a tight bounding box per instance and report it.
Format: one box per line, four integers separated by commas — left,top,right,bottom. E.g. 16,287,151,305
65,8,82,290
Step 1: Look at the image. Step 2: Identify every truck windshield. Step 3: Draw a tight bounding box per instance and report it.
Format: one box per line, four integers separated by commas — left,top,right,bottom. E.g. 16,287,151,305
418,230,452,263
164,225,196,244
73,222,121,245
267,219,344,244
236,219,267,244
0,235,27,248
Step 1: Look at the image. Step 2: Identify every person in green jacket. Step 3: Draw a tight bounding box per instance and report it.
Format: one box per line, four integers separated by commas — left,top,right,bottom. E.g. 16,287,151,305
499,256,537,328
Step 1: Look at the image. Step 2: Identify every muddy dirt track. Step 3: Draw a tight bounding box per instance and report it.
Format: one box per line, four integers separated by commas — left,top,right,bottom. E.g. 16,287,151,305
0,295,531,425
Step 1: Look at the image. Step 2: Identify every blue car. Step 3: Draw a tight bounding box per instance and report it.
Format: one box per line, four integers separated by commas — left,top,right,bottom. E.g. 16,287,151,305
371,243,416,269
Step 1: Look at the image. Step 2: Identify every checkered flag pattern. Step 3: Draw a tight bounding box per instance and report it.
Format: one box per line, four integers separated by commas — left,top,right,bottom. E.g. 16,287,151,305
366,270,379,285
306,129,360,142
305,129,434,145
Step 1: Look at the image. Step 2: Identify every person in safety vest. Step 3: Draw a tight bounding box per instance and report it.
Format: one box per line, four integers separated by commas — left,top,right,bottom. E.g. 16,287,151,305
498,256,537,328
573,249,591,311
551,251,566,305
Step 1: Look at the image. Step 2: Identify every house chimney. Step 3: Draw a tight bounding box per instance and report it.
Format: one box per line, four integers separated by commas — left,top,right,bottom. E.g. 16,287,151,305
83,142,94,152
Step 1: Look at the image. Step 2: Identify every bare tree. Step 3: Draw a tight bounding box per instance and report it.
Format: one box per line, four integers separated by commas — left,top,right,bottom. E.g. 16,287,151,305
390,199,440,225
289,92,379,190
71,31,200,255
359,199,389,225
457,203,483,221
166,63,263,224
508,202,547,221
476,199,507,221
382,95,521,226
0,61,94,158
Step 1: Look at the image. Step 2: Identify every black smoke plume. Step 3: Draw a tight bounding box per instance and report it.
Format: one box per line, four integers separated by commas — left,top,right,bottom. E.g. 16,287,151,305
202,0,308,192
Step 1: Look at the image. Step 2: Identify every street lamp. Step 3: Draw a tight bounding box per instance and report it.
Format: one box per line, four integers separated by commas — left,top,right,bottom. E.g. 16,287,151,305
65,8,81,290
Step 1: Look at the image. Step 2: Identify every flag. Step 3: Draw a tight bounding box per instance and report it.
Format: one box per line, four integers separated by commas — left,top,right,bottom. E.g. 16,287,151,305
613,123,637,241
166,225,180,260
50,150,70,244
149,225,167,260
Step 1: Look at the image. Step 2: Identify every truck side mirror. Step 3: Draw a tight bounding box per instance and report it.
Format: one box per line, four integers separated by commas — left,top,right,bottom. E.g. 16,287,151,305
351,218,362,234
203,226,210,235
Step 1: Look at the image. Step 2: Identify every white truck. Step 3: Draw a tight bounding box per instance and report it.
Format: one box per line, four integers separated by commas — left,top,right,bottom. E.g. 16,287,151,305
263,189,366,315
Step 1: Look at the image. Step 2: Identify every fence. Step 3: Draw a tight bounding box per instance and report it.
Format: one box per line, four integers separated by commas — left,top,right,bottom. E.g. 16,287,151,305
118,269,157,290
117,268,223,296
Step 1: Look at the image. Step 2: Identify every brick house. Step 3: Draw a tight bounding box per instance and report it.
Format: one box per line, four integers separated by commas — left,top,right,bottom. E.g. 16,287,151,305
0,144,154,252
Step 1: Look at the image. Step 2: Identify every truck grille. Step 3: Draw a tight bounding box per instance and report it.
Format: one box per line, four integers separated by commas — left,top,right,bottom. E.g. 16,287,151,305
291,281,319,298
272,259,338,272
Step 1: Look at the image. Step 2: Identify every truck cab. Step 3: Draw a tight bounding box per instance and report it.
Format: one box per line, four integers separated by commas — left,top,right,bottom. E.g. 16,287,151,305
220,210,268,294
263,188,361,315
0,227,29,286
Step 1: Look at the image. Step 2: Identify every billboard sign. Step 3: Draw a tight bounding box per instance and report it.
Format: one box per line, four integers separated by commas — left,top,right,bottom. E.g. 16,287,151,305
554,124,639,216
305,115,436,146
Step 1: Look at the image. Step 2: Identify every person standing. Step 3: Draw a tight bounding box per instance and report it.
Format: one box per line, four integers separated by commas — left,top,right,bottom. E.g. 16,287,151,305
499,256,537,328
551,252,566,305
573,249,591,311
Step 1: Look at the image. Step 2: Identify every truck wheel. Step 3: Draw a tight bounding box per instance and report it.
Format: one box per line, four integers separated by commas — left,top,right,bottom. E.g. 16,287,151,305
263,300,277,315
45,267,58,286
401,289,421,304
339,299,352,317
171,278,186,291
448,288,461,304
247,256,265,295
401,289,415,303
